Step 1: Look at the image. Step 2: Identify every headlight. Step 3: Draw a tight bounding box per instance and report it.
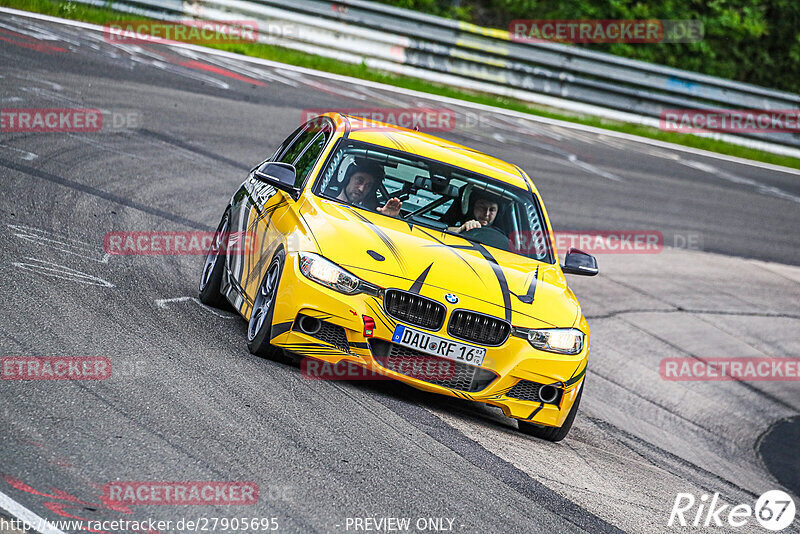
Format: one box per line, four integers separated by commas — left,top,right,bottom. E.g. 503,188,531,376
526,328,584,355
298,252,373,295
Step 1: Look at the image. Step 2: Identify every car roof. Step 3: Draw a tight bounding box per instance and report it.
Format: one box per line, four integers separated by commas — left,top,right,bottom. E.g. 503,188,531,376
334,114,532,190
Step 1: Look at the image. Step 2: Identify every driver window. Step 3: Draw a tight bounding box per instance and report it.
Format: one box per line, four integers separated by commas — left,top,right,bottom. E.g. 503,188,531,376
292,132,328,187
279,129,317,164
270,125,303,162
275,118,332,164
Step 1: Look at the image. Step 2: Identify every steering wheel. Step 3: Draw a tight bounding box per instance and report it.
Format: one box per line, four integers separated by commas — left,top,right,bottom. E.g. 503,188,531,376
462,225,508,250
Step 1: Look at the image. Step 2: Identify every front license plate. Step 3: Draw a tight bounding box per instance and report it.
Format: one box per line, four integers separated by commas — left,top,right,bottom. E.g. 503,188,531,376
391,324,486,367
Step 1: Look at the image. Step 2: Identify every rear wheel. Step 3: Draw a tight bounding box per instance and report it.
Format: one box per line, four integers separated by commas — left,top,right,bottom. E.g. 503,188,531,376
198,209,230,308
247,249,287,361
518,383,583,442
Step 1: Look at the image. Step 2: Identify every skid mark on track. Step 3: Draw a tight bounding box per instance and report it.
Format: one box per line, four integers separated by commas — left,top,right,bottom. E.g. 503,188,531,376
17,86,79,106
137,129,249,170
154,296,236,318
0,157,211,230
483,113,565,141
20,75,63,91
63,132,144,159
0,143,37,160
587,417,759,499
587,307,800,321
10,257,114,287
680,160,800,204
459,128,623,182
7,223,110,263
618,315,800,413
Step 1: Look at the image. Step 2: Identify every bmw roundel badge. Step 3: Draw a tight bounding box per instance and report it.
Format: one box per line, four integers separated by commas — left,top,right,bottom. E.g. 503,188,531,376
444,293,459,304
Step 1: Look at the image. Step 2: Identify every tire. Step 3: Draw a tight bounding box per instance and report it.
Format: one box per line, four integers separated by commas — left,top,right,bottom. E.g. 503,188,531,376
518,382,583,442
246,248,287,361
198,209,231,308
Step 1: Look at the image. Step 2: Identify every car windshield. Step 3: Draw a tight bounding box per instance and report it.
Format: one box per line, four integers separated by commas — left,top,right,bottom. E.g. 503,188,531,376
314,139,553,263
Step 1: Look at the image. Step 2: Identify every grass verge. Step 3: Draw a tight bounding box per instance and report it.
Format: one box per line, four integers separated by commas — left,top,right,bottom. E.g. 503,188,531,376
4,0,800,170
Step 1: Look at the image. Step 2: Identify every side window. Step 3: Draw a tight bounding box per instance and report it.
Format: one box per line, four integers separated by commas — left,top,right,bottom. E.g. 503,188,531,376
279,129,317,164
269,116,331,163
270,125,304,162
293,133,327,186
289,121,333,187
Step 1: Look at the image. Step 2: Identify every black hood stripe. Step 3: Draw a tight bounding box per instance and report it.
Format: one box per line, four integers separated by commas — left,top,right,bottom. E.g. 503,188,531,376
409,263,433,294
451,242,512,323
417,228,484,286
347,208,406,273
513,268,537,304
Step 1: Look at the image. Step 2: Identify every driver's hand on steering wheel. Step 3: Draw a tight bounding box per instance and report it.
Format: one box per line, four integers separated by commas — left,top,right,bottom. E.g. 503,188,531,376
377,197,402,217
458,220,482,233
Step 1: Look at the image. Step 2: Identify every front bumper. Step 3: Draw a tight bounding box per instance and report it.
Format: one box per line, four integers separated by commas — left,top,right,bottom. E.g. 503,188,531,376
268,253,588,428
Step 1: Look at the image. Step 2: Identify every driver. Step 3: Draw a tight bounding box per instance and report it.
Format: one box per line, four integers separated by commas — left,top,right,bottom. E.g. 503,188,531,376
449,193,501,234
336,158,401,217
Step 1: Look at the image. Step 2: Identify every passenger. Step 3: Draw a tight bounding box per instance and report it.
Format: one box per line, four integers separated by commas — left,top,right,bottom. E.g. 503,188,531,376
449,193,502,234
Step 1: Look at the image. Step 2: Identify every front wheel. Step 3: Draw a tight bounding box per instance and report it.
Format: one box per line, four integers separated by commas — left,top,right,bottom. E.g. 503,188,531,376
517,382,583,442
199,209,230,308
247,249,286,361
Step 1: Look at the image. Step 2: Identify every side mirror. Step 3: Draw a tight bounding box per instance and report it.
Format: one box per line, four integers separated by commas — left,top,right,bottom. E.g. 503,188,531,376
562,247,598,276
253,162,300,200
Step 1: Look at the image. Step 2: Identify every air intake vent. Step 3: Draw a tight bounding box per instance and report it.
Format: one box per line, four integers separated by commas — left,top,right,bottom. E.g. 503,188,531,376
448,310,510,346
384,289,445,330
507,380,563,405
369,340,496,393
294,315,351,354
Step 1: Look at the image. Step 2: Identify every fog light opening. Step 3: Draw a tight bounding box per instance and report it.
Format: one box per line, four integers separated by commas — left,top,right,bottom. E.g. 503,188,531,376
297,315,322,335
538,384,559,404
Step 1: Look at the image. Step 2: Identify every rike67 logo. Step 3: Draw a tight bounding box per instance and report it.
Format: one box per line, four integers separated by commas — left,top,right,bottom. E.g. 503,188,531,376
669,490,796,531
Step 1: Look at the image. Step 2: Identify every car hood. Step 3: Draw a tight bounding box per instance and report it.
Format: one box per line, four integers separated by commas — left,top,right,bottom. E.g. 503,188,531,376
300,197,580,327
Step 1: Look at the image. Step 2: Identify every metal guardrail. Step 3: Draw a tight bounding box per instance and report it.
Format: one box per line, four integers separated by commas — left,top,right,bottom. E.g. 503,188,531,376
77,0,800,150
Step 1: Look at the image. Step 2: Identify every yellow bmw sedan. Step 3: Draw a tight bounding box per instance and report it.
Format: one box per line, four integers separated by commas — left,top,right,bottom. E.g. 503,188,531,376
199,113,598,441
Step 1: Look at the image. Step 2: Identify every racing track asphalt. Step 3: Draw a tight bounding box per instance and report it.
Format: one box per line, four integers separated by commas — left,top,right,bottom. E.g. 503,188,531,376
0,10,798,534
